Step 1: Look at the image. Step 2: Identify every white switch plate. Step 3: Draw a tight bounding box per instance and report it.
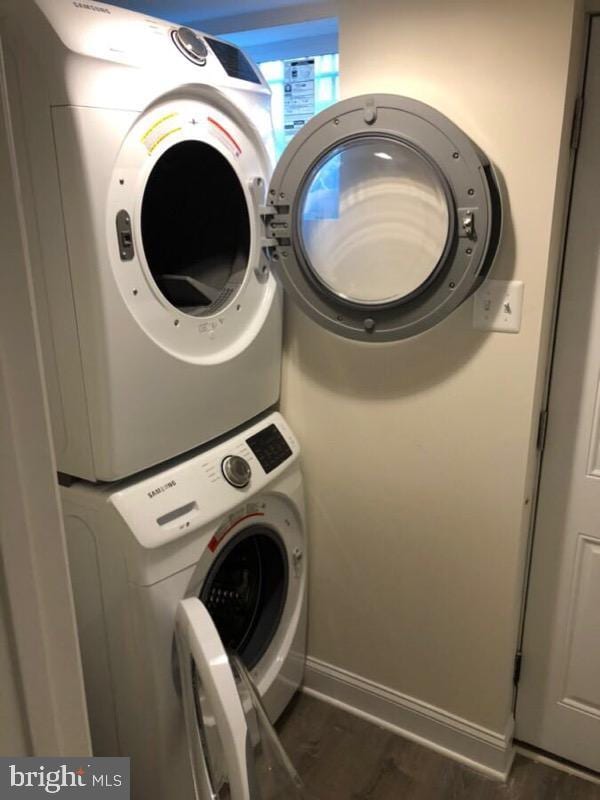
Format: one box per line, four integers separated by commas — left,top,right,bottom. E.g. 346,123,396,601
473,279,524,333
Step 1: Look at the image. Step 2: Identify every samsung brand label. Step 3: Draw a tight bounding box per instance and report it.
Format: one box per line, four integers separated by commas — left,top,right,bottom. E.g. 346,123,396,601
72,2,111,14
147,480,177,499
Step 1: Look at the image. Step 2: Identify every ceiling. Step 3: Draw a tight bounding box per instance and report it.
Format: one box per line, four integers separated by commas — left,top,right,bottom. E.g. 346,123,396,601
105,0,338,61
105,0,330,25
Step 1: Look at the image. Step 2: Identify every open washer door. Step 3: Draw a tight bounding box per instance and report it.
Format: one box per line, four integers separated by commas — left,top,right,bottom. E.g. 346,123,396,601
264,94,502,342
176,598,309,800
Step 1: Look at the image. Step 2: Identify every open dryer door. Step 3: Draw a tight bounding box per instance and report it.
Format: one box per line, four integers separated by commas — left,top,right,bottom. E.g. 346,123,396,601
263,94,502,342
176,597,309,800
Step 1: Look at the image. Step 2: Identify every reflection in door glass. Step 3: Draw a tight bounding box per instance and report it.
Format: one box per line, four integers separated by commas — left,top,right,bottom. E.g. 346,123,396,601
231,655,317,800
302,153,340,221
190,655,317,799
299,137,450,305
192,664,229,795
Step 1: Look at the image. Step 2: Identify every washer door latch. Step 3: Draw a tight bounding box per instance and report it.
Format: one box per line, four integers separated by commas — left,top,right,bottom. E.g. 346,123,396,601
292,547,304,577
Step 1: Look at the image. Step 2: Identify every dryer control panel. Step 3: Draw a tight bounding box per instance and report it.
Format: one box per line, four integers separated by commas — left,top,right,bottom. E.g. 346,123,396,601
205,37,261,84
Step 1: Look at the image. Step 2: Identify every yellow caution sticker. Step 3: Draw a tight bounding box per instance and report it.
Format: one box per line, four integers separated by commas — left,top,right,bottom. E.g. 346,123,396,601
141,112,182,155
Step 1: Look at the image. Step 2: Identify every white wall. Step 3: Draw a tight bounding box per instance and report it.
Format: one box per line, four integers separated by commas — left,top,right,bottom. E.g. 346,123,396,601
281,0,582,745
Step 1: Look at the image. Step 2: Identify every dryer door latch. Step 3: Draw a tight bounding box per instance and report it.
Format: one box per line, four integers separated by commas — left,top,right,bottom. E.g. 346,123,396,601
458,208,477,240
116,209,135,261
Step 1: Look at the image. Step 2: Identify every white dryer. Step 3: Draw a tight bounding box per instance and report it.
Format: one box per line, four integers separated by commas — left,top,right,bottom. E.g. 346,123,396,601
62,412,306,800
2,2,505,482
0,0,281,481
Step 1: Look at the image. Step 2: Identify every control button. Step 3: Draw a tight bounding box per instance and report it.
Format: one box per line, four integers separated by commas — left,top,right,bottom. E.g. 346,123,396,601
221,455,251,488
171,27,208,66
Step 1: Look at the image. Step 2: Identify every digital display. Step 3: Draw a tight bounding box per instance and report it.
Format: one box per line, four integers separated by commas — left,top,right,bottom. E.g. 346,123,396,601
246,425,293,474
206,37,261,84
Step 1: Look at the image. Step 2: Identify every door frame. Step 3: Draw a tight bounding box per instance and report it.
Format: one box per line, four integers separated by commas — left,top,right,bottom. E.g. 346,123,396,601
0,34,91,756
513,8,598,713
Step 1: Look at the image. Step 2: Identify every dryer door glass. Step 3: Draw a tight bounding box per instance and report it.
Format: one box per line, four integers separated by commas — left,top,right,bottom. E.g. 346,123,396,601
299,137,450,305
266,94,502,342
141,140,250,317
175,598,311,800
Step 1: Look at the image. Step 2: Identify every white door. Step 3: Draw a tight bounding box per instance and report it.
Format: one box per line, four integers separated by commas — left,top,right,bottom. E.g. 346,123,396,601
175,598,308,800
515,18,600,773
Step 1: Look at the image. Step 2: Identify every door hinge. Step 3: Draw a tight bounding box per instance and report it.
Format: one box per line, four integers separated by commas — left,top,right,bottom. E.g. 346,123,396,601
513,650,523,686
536,408,549,452
260,205,291,246
570,96,584,151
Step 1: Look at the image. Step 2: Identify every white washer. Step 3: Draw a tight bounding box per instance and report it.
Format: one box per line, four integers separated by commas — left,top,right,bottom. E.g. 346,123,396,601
62,412,306,800
1,0,281,481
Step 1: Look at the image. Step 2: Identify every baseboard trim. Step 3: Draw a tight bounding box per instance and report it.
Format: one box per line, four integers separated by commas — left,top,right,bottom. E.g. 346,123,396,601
515,744,600,785
303,656,515,781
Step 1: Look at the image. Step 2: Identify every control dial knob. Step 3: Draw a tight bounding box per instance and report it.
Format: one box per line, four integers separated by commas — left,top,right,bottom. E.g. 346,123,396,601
172,27,208,66
221,455,252,489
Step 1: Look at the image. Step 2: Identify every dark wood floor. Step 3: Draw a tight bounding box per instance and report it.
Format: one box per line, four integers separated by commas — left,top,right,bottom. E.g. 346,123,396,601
276,694,600,800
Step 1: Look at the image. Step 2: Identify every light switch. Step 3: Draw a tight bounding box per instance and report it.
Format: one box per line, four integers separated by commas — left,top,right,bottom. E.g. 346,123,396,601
473,279,524,333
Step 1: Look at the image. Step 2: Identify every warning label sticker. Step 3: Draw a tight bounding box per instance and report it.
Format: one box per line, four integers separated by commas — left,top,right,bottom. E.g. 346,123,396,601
141,112,182,155
207,116,242,158
208,508,264,553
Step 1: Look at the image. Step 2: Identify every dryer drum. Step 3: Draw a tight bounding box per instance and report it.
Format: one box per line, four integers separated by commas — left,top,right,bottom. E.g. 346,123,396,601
199,526,289,670
141,140,251,317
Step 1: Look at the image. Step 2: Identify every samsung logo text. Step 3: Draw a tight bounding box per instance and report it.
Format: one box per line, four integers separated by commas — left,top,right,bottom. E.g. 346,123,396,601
73,2,111,13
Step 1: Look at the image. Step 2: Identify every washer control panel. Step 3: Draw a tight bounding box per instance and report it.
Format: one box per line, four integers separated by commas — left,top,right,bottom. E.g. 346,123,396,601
221,455,252,488
108,412,299,549
246,424,293,474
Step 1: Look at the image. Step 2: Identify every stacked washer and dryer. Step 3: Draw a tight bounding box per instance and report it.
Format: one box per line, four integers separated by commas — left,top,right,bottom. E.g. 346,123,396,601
2,1,504,797
1,2,307,798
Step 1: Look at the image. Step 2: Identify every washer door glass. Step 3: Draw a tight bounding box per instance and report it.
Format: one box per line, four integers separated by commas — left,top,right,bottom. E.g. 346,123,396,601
299,137,450,305
267,94,502,342
141,140,250,317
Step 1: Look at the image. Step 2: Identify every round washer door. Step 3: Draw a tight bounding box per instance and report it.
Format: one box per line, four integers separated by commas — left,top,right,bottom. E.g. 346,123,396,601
266,94,502,342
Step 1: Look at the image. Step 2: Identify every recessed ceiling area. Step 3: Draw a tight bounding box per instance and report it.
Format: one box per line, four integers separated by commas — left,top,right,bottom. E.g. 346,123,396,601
105,0,335,31
105,0,326,21
106,0,338,62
